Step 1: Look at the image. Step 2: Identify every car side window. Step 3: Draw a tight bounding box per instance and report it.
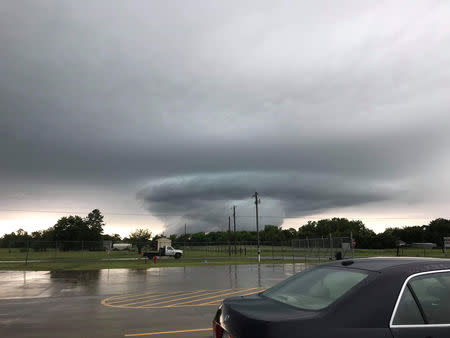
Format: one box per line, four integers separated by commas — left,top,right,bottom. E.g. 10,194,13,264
392,286,425,325
409,272,450,324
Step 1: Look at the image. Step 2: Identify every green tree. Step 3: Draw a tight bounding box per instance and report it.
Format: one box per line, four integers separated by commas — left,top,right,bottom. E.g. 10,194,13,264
102,233,122,243
0,228,31,248
428,218,450,247
53,216,89,249
85,209,104,240
129,228,152,253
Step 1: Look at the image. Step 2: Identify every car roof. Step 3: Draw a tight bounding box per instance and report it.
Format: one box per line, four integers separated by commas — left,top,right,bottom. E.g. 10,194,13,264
321,257,450,272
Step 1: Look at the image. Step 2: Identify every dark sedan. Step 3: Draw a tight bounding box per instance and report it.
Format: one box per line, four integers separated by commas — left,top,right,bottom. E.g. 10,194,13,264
213,257,450,338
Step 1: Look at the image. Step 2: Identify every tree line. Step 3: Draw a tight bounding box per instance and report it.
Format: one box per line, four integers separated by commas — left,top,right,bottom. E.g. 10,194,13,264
169,218,450,249
1,210,449,250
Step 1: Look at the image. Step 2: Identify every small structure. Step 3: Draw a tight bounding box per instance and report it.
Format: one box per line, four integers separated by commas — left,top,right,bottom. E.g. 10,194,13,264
112,243,132,251
396,240,407,256
444,237,450,255
396,240,407,247
411,243,437,249
157,237,172,250
103,240,112,251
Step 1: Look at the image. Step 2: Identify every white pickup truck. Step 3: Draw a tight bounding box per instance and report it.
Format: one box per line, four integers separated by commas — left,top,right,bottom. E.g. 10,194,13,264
142,245,183,259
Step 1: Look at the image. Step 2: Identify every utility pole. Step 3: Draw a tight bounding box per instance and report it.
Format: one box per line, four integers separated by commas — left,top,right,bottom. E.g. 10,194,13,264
233,206,237,254
228,216,231,256
253,192,261,262
184,224,187,236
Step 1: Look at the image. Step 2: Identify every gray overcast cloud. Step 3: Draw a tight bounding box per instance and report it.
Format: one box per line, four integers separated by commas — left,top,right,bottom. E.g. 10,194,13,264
1,1,450,235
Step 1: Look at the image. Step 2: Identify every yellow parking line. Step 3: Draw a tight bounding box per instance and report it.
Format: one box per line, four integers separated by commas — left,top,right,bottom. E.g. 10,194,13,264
108,290,180,301
108,291,186,305
135,289,235,308
237,288,265,297
196,288,264,306
136,288,250,309
102,292,186,309
163,288,259,308
102,287,265,309
107,292,180,305
103,292,180,308
126,290,213,307
153,302,221,308
107,290,162,301
124,328,212,336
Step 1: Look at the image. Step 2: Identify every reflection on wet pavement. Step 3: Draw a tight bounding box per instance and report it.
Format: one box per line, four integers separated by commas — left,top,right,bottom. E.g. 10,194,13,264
0,263,308,300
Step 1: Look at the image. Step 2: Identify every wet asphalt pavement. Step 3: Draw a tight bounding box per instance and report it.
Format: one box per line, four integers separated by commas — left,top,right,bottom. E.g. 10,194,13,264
0,264,307,338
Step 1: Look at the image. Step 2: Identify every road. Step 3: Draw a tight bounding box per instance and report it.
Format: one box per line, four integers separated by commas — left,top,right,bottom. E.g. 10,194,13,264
0,263,308,337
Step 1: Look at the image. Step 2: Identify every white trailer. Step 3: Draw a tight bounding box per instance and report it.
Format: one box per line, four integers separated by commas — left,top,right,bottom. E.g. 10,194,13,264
112,243,132,251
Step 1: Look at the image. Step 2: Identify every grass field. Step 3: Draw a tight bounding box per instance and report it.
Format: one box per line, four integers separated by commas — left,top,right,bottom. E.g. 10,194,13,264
353,248,448,258
0,245,329,261
0,257,314,271
0,247,140,261
0,245,447,271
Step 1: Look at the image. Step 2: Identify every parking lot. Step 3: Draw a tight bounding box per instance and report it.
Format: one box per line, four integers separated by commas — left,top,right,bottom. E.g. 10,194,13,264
0,263,307,337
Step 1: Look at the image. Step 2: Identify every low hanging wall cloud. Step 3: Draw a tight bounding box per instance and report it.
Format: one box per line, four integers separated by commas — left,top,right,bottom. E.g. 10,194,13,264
138,171,398,234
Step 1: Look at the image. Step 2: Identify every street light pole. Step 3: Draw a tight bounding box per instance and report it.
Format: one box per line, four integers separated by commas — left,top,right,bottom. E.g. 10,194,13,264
253,192,261,262
228,216,231,257
233,206,237,255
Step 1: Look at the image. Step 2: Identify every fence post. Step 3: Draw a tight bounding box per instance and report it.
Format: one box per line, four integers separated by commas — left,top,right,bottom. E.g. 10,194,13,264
303,239,307,266
350,232,354,259
321,236,325,262
329,234,334,260
25,240,30,265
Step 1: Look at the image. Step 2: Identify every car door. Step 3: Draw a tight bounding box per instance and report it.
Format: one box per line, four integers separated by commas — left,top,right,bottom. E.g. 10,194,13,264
390,270,450,338
166,246,174,255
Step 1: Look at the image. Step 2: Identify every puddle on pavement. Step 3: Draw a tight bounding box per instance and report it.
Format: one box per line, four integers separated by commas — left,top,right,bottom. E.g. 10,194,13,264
0,263,309,300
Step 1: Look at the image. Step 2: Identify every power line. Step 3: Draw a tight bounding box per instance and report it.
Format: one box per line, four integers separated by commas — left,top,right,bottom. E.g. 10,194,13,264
0,209,174,216
0,209,442,221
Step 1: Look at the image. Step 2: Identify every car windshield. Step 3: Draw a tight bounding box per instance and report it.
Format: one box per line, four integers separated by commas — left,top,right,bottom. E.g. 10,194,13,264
263,267,368,310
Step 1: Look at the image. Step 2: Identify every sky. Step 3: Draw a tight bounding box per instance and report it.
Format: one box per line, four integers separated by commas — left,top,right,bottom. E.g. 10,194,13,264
1,1,450,237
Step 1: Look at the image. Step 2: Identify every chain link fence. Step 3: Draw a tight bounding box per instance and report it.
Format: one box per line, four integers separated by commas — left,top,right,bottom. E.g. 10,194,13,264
0,236,353,263
2,234,447,265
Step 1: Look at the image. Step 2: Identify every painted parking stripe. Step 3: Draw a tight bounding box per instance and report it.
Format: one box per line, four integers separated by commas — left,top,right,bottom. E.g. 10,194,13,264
158,292,264,308
102,287,266,309
124,328,212,336
138,288,258,309
195,289,264,306
107,291,183,305
103,289,219,309
102,292,184,308
125,290,211,307
135,289,236,308
107,290,161,301
109,290,200,306
162,288,259,308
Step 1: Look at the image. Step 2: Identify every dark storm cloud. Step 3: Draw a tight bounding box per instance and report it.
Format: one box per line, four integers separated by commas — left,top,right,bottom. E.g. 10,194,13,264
138,172,400,233
1,1,450,234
